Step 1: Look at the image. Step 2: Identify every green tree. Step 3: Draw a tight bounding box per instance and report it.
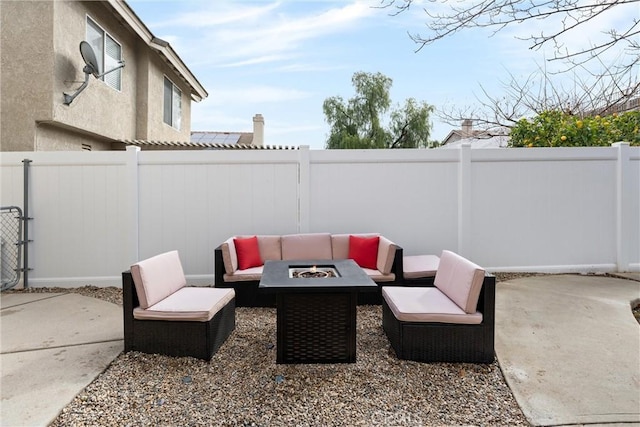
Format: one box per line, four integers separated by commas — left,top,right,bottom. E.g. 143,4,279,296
509,110,640,147
323,72,434,149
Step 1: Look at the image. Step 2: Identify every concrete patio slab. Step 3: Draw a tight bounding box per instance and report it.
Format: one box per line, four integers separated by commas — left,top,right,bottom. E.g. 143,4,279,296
1,341,123,427
1,293,123,426
495,274,640,426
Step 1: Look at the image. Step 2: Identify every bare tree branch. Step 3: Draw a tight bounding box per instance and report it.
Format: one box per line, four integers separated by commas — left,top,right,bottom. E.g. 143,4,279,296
380,0,640,73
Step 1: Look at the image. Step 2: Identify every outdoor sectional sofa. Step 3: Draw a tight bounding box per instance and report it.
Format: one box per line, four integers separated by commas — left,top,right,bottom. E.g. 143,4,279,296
214,232,403,306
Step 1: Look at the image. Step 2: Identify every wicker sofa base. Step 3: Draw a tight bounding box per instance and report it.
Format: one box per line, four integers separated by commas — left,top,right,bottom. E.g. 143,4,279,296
382,277,495,364
214,242,403,307
123,272,236,360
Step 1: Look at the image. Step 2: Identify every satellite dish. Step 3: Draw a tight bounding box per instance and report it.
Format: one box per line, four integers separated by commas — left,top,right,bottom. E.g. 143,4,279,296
63,41,125,105
79,41,101,77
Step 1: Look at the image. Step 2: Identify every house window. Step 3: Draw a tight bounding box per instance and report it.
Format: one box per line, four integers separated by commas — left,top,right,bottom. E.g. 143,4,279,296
86,17,122,90
163,77,182,129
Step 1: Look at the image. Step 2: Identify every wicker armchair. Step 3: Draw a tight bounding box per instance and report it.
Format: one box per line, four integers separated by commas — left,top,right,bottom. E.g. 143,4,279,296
123,251,236,360
382,251,495,363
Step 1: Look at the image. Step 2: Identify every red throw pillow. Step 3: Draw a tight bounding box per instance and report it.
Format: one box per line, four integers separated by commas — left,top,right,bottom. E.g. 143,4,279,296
348,235,379,270
234,236,263,270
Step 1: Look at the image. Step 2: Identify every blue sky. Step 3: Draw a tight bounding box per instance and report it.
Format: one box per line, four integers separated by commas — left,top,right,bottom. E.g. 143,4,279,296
127,0,637,149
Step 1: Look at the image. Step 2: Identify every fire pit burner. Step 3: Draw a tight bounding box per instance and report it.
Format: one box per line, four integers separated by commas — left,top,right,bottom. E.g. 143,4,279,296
289,265,340,279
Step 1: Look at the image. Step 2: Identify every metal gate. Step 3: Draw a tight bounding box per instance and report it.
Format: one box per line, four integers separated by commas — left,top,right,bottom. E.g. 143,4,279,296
1,206,23,290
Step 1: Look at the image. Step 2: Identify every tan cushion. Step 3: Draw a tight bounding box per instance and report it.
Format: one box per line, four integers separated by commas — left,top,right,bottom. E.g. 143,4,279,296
331,233,378,259
222,265,263,282
377,236,397,275
382,286,482,324
257,235,282,261
362,268,395,282
403,255,440,279
281,233,332,260
133,287,235,321
434,250,485,314
130,250,186,309
221,238,238,275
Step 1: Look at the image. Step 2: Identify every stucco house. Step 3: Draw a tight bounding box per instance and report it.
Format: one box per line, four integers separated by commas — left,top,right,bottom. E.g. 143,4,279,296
0,0,207,152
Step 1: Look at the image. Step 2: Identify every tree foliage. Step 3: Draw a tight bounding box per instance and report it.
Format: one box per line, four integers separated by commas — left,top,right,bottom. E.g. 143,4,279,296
323,72,434,149
509,110,640,147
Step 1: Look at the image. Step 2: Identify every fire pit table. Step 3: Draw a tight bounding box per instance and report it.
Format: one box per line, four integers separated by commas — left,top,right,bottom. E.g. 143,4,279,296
259,259,377,364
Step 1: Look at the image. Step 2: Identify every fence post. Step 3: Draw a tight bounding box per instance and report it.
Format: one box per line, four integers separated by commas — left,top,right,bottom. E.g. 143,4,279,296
22,159,32,288
125,146,140,266
613,142,631,272
298,145,310,233
457,143,472,257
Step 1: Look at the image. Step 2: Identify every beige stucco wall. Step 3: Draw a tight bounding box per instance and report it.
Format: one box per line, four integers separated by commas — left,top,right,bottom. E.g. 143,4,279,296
144,53,192,141
1,1,55,151
51,1,137,143
36,123,113,151
1,0,197,151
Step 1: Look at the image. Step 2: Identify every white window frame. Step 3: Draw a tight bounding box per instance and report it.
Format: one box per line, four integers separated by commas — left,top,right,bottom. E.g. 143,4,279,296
163,76,182,130
86,16,122,91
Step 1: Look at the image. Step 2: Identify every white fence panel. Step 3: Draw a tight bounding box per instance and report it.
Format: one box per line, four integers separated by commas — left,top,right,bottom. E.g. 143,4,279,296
469,148,618,271
136,150,300,283
308,149,460,255
620,144,640,269
0,154,26,207
1,152,129,286
1,143,637,288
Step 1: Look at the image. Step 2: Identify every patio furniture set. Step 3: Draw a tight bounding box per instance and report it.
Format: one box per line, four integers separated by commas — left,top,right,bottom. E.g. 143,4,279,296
122,233,495,365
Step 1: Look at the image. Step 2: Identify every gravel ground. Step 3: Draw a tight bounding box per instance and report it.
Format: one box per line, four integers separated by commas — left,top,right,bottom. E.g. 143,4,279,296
7,278,535,426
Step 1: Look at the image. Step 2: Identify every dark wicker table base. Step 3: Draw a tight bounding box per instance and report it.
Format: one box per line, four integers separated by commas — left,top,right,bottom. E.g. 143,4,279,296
277,292,357,364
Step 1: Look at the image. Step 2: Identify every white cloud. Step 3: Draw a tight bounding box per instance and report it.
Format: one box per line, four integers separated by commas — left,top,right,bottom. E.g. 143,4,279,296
148,1,378,68
148,2,282,28
207,85,312,106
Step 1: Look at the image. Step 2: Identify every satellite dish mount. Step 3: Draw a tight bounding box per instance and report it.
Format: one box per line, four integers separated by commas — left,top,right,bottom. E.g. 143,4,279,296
63,41,125,105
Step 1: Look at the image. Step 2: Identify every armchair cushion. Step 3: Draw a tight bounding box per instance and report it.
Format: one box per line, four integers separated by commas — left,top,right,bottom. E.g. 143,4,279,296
133,287,235,321
434,250,485,314
130,250,187,309
382,286,482,324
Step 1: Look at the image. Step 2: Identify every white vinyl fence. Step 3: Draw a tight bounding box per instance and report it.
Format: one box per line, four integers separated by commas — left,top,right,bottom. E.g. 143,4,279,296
1,143,638,288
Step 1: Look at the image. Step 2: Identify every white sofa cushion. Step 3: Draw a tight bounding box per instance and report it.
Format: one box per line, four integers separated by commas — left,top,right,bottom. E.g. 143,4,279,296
382,286,482,324
434,250,485,314
257,235,282,261
221,238,238,275
362,267,395,282
403,255,440,279
223,265,263,282
130,250,186,309
281,233,333,260
377,236,397,275
134,287,235,321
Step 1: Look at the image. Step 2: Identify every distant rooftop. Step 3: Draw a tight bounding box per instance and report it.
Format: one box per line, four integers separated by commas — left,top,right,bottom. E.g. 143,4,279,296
120,139,297,150
191,132,242,145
